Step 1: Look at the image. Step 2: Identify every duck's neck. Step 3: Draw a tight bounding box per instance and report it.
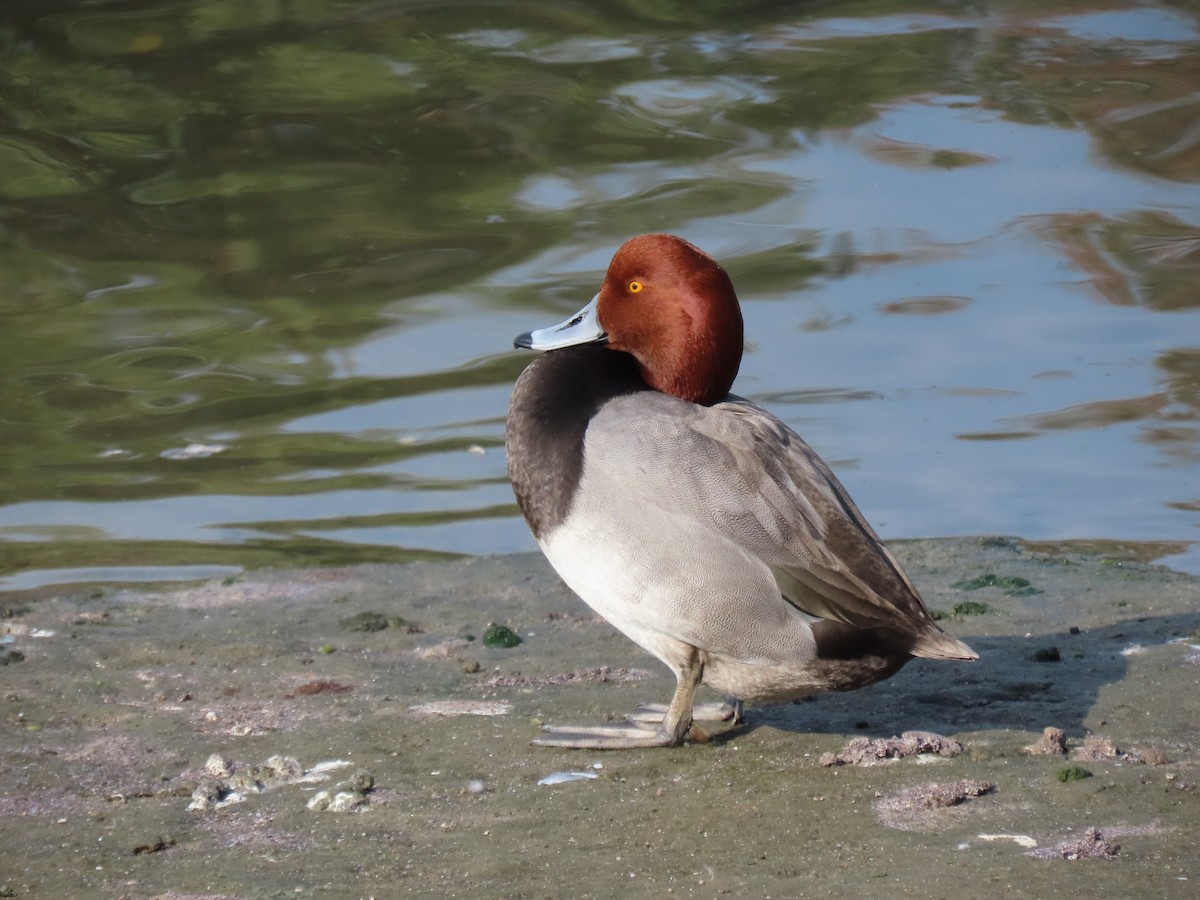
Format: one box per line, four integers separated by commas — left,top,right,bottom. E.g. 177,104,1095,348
636,330,739,406
506,346,647,540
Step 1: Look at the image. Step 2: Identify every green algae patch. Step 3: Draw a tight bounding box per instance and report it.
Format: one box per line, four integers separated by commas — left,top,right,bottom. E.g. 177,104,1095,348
932,600,992,620
1057,765,1093,783
952,601,992,616
337,611,423,633
482,624,522,648
952,573,1042,596
339,611,390,632
953,573,1027,590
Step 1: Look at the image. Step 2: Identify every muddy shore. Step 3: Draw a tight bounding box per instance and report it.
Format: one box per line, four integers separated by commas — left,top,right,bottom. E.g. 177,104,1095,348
1,537,1198,898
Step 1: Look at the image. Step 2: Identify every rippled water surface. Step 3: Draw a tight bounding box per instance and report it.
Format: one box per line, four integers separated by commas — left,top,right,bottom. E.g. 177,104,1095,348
2,0,1199,587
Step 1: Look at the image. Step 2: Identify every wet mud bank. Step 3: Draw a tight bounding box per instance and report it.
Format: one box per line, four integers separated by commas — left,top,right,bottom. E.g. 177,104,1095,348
1,538,1198,898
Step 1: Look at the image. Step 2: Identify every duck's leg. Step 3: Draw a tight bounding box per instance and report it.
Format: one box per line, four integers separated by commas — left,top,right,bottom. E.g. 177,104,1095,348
532,648,704,749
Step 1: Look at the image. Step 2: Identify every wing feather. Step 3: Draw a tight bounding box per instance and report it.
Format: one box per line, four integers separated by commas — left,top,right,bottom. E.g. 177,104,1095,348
584,393,971,657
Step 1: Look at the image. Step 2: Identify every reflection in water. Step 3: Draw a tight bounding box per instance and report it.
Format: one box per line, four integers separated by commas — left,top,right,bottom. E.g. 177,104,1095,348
0,0,1199,585
1041,212,1200,311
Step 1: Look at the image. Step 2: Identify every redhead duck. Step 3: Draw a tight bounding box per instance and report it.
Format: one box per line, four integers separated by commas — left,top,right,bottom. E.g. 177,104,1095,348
506,233,976,749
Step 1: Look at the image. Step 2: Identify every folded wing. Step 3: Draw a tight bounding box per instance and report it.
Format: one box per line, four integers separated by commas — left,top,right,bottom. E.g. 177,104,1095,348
584,394,976,661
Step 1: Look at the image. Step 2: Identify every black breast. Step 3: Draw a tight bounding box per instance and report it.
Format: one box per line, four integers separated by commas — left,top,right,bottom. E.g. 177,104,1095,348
505,345,647,540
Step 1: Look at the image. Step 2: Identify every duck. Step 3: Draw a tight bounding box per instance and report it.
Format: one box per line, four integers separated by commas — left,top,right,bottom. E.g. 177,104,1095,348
506,233,976,749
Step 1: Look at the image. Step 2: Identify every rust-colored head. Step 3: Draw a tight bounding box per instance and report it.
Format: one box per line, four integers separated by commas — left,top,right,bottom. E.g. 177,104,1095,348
595,234,743,405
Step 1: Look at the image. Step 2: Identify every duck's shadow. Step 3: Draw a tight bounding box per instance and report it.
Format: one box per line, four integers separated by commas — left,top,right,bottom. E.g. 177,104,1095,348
716,612,1200,742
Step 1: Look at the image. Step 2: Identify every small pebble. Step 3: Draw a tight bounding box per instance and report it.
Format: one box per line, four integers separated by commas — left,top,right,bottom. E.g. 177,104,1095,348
1024,726,1067,756
188,780,224,811
819,731,962,767
307,788,366,812
228,772,263,794
1073,735,1119,761
1136,746,1168,766
262,755,304,782
204,754,233,778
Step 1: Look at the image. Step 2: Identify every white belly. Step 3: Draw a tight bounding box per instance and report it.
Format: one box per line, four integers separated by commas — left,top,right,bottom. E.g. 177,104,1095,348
538,501,818,678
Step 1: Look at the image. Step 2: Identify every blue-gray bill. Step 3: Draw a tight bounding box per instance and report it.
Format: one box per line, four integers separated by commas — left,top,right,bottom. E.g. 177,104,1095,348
514,295,606,350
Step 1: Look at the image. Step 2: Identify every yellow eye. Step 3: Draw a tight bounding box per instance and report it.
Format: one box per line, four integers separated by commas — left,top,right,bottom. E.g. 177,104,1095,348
628,280,644,293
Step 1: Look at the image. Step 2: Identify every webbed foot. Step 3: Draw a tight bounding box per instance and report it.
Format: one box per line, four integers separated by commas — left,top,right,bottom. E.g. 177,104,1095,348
532,720,691,750
629,698,743,725
532,647,718,750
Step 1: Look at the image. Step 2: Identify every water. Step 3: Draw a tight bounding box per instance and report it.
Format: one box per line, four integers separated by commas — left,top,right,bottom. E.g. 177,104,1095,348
1,0,1199,589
